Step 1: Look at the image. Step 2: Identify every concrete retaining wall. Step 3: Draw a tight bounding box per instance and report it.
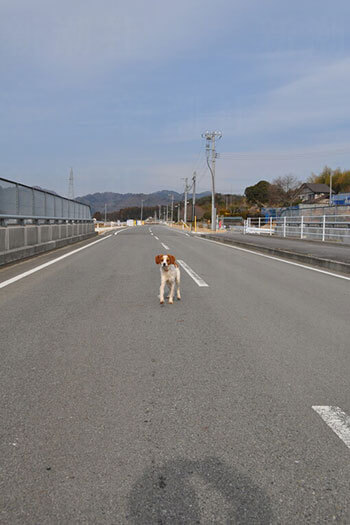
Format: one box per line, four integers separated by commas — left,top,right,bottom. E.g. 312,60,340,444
0,223,96,266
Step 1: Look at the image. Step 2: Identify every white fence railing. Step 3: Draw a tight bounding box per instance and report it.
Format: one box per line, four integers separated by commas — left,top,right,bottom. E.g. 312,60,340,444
244,215,350,243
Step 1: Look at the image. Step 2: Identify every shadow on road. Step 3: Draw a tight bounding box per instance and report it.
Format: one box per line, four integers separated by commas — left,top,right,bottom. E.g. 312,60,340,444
128,457,272,524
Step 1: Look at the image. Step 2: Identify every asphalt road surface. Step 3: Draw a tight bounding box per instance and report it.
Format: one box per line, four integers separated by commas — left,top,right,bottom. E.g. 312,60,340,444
1,225,350,524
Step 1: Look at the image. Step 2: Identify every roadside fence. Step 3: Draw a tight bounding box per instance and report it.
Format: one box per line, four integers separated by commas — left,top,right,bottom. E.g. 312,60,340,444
0,177,92,224
244,214,350,243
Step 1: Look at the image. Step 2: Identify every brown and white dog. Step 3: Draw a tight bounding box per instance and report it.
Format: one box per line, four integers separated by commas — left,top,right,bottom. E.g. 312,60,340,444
155,254,181,304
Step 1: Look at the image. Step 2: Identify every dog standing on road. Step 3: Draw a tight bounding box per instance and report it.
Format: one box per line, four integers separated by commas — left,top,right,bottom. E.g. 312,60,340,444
155,254,181,305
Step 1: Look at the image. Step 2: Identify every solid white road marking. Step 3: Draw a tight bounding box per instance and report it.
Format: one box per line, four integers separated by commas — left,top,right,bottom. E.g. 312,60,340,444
0,234,114,289
154,236,159,240
177,259,209,287
114,228,129,236
114,228,128,235
313,406,350,449
161,243,170,250
185,233,190,237
200,237,350,282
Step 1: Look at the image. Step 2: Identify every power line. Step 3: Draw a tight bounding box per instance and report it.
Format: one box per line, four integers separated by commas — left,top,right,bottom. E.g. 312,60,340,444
220,146,350,161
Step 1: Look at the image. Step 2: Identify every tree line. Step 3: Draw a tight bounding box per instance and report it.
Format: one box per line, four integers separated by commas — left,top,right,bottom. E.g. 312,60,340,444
308,166,350,194
93,206,159,221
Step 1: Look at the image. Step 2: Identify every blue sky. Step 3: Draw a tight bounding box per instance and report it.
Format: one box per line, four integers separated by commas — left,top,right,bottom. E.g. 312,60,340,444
1,0,350,197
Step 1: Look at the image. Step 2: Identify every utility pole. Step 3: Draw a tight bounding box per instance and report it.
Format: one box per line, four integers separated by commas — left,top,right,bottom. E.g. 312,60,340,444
329,173,333,206
104,203,107,223
141,199,144,221
192,172,196,222
177,204,180,222
169,194,174,222
166,204,169,222
158,204,161,222
201,130,222,230
68,167,74,199
182,177,191,224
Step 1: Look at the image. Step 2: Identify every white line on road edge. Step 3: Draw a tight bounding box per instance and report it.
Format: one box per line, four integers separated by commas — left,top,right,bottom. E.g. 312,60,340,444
0,234,114,289
177,259,209,287
154,236,159,240
161,243,170,250
313,406,350,449
114,228,129,235
200,237,350,282
185,233,190,237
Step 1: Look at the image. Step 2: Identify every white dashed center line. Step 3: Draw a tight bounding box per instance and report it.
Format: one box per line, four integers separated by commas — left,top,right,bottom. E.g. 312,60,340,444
161,243,170,250
177,260,209,287
154,236,159,240
313,406,350,449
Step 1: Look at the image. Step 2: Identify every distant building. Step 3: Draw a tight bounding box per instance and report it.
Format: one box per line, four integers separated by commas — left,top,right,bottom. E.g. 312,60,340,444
332,193,350,205
296,183,330,202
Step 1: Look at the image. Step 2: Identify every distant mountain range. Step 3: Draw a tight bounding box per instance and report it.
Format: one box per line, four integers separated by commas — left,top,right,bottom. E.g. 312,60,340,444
76,190,210,213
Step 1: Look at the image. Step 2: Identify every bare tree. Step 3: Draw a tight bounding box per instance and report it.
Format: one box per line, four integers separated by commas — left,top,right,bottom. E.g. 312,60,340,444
272,174,300,193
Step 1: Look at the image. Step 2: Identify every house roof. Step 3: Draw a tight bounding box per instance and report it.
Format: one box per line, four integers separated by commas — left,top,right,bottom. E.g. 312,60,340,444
298,183,330,194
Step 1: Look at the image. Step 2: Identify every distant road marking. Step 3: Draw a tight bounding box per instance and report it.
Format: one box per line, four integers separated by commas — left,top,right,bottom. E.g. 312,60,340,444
177,260,209,287
161,226,189,237
161,243,170,250
313,406,350,449
151,233,154,236
200,237,350,282
154,236,159,240
0,234,114,289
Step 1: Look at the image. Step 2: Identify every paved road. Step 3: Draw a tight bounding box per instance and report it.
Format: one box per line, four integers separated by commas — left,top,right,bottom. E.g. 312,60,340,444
1,225,350,523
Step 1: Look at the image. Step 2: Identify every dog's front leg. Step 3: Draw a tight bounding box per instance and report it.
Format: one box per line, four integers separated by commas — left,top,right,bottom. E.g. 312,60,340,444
159,280,165,304
168,282,175,304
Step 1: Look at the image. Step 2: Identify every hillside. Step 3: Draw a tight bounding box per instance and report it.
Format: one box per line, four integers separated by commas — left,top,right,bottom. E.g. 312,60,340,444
77,190,210,213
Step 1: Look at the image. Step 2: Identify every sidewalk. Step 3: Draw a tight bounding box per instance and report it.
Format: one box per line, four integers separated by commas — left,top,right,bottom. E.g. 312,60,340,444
199,231,350,275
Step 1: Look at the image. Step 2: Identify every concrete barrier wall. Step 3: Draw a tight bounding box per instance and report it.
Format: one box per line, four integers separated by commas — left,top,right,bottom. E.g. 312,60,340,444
0,223,96,266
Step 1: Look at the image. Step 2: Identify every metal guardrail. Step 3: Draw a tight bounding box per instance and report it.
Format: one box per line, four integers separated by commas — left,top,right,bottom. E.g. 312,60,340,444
0,177,92,223
244,214,350,243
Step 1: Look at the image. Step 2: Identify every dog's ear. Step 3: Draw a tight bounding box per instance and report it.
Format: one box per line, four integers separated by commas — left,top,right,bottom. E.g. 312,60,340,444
155,254,162,264
168,254,176,265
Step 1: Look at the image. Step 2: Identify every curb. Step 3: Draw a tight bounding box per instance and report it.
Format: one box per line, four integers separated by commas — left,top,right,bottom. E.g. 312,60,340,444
200,234,350,275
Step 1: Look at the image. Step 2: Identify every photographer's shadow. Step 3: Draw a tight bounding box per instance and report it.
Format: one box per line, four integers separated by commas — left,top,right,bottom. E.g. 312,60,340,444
128,456,272,524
